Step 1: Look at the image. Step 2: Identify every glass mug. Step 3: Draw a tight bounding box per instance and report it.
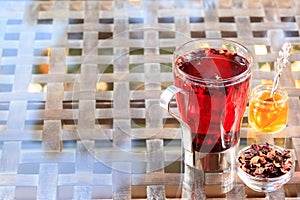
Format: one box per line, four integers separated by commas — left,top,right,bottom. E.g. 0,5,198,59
160,39,253,193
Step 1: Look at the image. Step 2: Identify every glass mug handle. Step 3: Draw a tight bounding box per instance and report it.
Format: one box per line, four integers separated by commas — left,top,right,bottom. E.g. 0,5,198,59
160,85,193,152
159,85,183,121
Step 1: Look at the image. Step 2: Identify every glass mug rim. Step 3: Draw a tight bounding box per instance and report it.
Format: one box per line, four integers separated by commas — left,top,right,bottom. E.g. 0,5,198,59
173,38,253,86
251,84,289,104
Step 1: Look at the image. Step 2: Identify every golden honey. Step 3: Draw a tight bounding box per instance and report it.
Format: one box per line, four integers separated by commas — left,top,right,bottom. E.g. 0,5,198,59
248,85,288,134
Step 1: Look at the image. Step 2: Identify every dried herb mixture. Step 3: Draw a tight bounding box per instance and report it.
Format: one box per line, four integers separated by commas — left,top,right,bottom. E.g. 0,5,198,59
238,143,293,178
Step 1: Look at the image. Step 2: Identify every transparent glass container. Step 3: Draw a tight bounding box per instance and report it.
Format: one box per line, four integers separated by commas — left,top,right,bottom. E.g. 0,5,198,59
248,84,288,134
237,144,295,193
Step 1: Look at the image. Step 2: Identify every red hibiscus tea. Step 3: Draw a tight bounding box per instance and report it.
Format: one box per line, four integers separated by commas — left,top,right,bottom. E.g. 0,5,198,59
174,47,252,153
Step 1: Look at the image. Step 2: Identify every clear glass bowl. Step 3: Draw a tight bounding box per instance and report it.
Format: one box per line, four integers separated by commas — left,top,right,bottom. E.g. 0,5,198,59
237,144,295,193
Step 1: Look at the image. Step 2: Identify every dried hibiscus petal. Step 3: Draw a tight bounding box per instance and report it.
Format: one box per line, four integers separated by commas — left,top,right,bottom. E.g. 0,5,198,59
254,167,265,175
250,156,260,165
267,150,276,159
